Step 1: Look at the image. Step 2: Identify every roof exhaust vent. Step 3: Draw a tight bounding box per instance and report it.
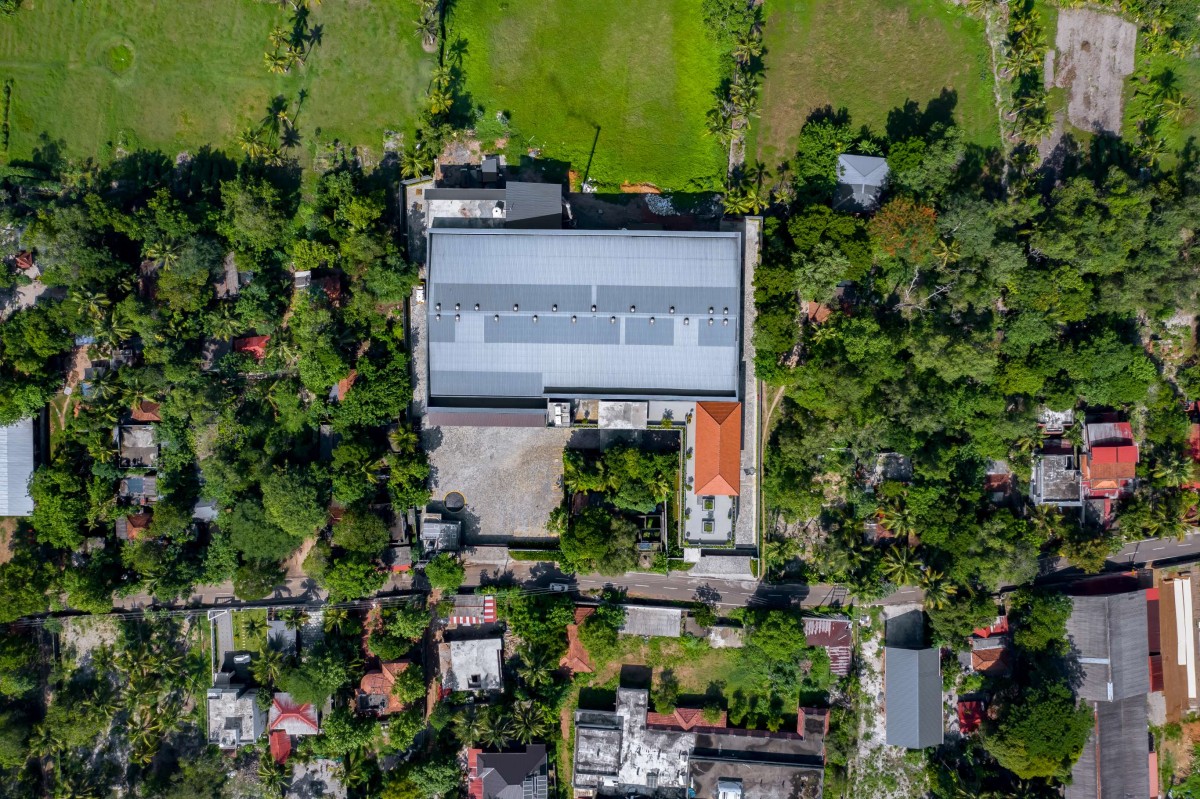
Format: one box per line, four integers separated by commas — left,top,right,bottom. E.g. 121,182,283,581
493,314,499,322
591,304,597,313
683,317,690,326
532,315,538,323
610,316,616,324
571,315,577,323
669,306,675,314
552,304,558,312
455,314,461,322
630,305,636,313
454,303,460,311
474,303,480,311
513,303,519,312
649,317,655,325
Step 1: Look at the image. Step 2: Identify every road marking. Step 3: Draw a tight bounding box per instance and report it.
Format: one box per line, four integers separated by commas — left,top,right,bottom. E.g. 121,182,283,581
1152,546,1167,551
631,583,650,588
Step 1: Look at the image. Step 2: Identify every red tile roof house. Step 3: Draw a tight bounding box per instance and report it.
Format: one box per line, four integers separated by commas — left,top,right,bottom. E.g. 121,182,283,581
232,335,271,362
804,617,853,676
646,706,728,732
129,401,161,423
561,607,595,675
268,692,319,763
1082,419,1139,499
115,511,152,541
356,660,413,716
957,700,985,734
694,401,741,496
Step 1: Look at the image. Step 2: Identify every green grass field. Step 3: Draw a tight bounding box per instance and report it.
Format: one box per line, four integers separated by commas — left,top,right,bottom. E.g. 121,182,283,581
0,0,433,163
447,0,726,191
756,0,998,167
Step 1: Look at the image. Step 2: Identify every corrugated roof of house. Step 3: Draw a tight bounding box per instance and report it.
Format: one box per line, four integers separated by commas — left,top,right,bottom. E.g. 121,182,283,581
1065,696,1150,799
269,693,319,736
1067,592,1150,702
0,419,35,517
694,402,741,496
884,648,942,749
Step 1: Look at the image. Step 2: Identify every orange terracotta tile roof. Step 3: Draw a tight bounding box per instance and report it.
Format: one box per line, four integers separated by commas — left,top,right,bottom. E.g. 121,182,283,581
233,335,270,362
335,369,357,402
560,623,594,674
694,402,741,496
646,706,726,731
971,646,1011,676
14,251,33,270
574,607,595,624
358,660,411,714
269,730,291,764
130,401,161,422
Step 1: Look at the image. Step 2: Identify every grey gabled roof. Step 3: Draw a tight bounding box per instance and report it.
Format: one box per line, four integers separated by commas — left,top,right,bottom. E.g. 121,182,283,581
1067,592,1150,702
835,154,889,210
427,229,742,408
504,182,562,229
884,648,942,749
1066,696,1150,799
0,419,34,517
477,745,549,799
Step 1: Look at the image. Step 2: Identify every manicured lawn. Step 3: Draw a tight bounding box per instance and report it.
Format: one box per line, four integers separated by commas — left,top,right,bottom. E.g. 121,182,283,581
232,608,268,653
446,0,726,191
0,0,433,163
756,0,999,167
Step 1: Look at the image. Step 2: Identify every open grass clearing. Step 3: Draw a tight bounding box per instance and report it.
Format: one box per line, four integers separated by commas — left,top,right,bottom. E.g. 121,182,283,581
756,0,998,167
0,0,433,164
446,0,726,191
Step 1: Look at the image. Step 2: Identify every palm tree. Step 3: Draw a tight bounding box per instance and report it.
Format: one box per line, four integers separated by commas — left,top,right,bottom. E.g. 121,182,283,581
257,749,287,799
400,145,433,179
881,545,922,586
245,614,270,641
323,606,349,634
28,724,63,760
283,608,309,632
269,26,291,50
428,89,453,116
238,126,271,160
416,11,439,48
1153,450,1193,487
878,499,916,540
144,236,181,268
516,646,555,691
731,30,763,65
207,305,243,341
254,645,286,687
920,569,957,610
455,708,486,746
70,287,111,324
338,748,373,790
510,700,549,744
480,706,512,749
430,65,453,91
264,50,290,75
705,106,733,144
932,238,960,269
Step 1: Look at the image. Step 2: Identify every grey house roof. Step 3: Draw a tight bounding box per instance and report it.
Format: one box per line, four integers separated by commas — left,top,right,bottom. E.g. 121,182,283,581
1065,696,1150,799
884,648,942,749
834,154,889,210
0,419,35,517
441,637,504,692
476,745,549,799
1066,592,1150,702
427,229,742,410
620,605,683,638
504,182,562,229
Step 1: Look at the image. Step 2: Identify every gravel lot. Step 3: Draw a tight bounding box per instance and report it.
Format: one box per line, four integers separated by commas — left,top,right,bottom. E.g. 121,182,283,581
423,425,572,545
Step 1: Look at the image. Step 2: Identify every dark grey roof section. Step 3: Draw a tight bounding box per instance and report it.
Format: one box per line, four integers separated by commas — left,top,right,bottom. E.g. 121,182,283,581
477,745,550,799
1067,592,1150,702
834,154,889,211
690,732,824,799
1066,696,1150,799
505,182,562,229
0,419,35,517
884,648,942,749
427,229,742,410
425,188,507,201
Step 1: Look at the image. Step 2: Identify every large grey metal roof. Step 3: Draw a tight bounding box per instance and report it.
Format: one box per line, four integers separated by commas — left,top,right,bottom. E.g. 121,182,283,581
884,648,942,749
1067,592,1150,702
1066,696,1150,799
0,419,34,517
427,228,742,408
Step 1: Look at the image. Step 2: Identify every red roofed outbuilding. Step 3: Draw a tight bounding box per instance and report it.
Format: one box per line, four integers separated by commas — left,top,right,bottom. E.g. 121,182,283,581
233,335,270,362
958,700,985,734
694,402,741,496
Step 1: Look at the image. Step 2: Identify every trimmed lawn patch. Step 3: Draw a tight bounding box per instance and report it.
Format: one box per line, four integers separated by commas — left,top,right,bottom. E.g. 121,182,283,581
0,0,432,163
447,0,726,191
756,0,998,167
232,608,268,653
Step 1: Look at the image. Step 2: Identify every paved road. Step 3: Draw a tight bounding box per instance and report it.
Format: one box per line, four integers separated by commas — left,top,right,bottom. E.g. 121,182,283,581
461,558,924,608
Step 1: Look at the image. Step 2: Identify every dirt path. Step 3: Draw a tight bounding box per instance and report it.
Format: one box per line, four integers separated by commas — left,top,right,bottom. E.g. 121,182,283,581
758,382,786,539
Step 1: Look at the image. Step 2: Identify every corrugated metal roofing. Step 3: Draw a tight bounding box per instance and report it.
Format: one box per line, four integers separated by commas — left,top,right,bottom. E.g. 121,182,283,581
504,182,562,228
0,419,35,516
1067,593,1150,702
884,648,942,749
1065,696,1150,799
837,154,890,187
427,229,742,406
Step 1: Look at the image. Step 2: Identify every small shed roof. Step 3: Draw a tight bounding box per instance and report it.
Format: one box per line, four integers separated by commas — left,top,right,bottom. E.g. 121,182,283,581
835,154,889,209
884,647,943,749
0,419,35,517
504,181,562,229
